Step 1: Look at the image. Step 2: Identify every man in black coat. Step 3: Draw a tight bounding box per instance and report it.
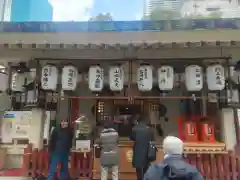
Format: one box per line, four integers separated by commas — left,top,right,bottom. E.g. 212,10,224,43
48,120,73,180
130,114,154,180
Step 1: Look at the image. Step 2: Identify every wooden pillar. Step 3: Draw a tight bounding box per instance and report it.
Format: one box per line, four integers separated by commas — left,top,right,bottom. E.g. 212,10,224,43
221,108,237,151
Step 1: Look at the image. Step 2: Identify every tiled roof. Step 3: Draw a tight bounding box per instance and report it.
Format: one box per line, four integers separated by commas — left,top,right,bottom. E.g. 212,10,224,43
0,20,238,49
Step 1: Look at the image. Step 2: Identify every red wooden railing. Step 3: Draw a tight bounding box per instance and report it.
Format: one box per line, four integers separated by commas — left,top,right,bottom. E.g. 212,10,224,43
22,144,92,179
22,144,240,180
184,152,240,180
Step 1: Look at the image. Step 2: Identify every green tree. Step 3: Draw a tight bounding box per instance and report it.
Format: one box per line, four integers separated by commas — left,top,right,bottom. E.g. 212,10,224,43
185,14,206,19
89,13,113,21
147,8,181,30
208,12,222,19
149,8,181,20
185,12,222,19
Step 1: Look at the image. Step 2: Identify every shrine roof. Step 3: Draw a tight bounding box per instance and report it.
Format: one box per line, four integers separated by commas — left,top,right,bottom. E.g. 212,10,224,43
0,20,239,49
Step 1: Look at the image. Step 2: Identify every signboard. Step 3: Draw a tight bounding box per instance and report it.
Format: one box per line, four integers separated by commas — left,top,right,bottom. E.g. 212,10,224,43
75,140,91,152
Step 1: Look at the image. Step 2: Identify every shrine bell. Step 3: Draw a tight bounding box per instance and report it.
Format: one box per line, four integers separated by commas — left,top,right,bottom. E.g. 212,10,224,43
183,121,198,142
199,118,215,142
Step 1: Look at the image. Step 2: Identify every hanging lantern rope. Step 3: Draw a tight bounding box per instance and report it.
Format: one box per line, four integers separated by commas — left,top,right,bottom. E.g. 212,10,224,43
8,94,231,100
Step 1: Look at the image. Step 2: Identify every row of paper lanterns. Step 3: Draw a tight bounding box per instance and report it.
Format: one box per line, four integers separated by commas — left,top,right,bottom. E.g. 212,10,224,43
41,64,225,92
136,64,225,92
6,64,226,92
87,64,225,92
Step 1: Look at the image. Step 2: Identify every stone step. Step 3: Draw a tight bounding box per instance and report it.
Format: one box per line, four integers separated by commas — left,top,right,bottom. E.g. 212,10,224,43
0,177,31,180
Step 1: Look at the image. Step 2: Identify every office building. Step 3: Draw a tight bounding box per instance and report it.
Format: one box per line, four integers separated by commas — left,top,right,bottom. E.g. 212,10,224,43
10,0,53,21
144,0,183,16
181,0,240,18
0,0,11,21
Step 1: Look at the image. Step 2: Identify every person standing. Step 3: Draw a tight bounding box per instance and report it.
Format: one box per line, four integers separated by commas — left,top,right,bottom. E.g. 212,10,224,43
144,136,204,180
130,114,154,180
97,120,119,180
48,120,73,180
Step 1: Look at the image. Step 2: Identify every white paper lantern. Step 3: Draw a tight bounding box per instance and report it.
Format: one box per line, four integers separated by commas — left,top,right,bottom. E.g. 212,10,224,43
158,66,174,91
62,65,78,91
41,65,58,90
206,65,225,91
109,66,124,91
88,66,104,92
137,65,153,91
0,73,7,92
185,65,203,91
11,72,25,92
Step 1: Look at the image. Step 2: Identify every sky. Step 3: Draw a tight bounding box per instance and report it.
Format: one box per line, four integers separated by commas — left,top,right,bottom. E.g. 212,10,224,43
48,0,144,21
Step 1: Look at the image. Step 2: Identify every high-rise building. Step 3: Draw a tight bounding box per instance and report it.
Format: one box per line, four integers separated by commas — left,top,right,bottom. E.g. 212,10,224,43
10,0,53,21
144,0,183,16
0,0,12,21
181,0,240,18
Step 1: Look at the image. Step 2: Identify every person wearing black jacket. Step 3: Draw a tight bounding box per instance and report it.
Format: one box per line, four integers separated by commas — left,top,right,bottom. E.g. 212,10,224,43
48,120,73,180
130,114,154,180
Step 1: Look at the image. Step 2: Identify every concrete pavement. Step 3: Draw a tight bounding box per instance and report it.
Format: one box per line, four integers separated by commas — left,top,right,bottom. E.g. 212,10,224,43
0,177,31,180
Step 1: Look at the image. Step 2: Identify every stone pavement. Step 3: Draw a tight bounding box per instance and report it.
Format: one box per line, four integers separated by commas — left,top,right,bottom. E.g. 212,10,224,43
0,177,31,180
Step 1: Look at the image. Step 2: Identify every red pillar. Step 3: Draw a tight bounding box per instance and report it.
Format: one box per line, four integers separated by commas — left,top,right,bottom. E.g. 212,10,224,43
69,98,80,127
69,98,79,178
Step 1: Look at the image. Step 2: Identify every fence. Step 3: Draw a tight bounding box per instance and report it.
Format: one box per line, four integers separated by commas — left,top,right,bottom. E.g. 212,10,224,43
22,144,240,180
22,144,92,179
184,152,239,180
1,19,240,32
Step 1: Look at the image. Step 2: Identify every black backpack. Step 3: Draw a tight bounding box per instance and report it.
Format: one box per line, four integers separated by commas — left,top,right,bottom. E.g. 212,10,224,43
162,165,192,180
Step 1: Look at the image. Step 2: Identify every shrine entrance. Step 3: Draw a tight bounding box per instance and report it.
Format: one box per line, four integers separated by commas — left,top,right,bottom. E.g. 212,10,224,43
7,56,237,179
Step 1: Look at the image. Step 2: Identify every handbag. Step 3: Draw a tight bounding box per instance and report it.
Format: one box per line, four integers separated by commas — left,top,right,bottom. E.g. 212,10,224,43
95,146,101,158
148,141,157,161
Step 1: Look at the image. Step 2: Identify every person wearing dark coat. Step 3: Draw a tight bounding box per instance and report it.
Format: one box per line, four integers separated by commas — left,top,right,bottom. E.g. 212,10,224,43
144,136,204,180
48,120,73,180
130,115,154,180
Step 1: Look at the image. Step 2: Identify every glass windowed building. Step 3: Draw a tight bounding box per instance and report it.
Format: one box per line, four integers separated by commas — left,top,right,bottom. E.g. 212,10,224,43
2,0,53,21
